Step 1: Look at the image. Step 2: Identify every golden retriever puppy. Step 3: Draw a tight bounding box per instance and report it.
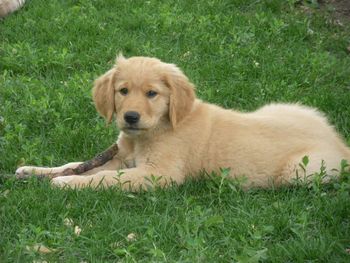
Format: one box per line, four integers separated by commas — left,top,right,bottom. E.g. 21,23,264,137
16,55,350,190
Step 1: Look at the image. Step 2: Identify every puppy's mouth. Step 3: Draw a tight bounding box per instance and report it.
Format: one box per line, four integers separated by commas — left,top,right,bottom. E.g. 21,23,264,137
122,126,147,133
125,127,145,131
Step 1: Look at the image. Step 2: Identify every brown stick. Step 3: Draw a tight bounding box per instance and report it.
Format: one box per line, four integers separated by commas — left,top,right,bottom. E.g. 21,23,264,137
55,143,119,177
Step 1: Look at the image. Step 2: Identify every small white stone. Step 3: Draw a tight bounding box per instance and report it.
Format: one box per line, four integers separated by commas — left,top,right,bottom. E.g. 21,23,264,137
63,218,74,227
74,225,82,236
126,233,137,242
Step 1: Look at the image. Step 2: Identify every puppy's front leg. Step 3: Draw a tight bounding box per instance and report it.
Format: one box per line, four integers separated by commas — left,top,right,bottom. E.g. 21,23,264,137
15,156,128,178
15,162,83,178
51,165,183,191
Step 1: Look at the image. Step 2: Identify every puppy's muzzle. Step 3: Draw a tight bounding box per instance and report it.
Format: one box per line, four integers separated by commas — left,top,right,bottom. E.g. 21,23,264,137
124,111,140,125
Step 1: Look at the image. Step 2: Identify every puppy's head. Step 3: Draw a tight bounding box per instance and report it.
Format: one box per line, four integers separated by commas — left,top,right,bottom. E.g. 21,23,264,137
92,54,195,136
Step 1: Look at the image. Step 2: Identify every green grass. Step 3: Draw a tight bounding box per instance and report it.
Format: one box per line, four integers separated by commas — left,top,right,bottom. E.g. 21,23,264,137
1,0,350,262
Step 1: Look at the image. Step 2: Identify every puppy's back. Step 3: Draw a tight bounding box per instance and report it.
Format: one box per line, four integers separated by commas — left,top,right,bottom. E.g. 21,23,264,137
0,0,25,18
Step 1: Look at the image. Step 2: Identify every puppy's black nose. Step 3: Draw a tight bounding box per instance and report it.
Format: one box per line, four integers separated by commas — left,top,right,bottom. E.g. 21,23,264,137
124,111,140,124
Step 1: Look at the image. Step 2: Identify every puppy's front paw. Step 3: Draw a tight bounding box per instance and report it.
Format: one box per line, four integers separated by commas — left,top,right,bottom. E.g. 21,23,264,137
51,176,75,188
51,176,86,188
15,166,35,178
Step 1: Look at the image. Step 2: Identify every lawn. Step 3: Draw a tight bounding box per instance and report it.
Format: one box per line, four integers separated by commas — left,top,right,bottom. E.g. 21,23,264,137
1,0,350,262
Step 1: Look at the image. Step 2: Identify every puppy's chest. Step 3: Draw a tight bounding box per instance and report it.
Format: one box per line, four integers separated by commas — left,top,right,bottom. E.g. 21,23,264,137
124,143,157,168
123,158,136,168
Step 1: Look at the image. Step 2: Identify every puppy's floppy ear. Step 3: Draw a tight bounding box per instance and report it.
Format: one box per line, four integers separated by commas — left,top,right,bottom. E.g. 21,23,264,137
163,64,196,128
92,53,127,123
92,68,117,124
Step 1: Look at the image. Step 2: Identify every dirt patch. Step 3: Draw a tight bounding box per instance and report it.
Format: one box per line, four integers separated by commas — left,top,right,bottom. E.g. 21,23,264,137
320,0,350,24
296,0,350,24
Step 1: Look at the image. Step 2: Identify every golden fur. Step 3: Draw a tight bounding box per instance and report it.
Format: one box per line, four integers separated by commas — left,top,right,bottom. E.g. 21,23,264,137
0,0,25,18
16,55,350,190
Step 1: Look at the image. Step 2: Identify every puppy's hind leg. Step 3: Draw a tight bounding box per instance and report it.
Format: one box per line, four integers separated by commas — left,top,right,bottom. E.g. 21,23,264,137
279,149,347,186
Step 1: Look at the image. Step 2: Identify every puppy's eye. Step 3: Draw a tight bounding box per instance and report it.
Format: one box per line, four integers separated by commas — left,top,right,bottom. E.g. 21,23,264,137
120,87,129,96
146,90,157,98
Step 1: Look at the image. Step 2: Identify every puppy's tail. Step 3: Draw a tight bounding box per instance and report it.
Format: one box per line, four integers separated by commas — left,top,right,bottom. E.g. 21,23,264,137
0,0,26,18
